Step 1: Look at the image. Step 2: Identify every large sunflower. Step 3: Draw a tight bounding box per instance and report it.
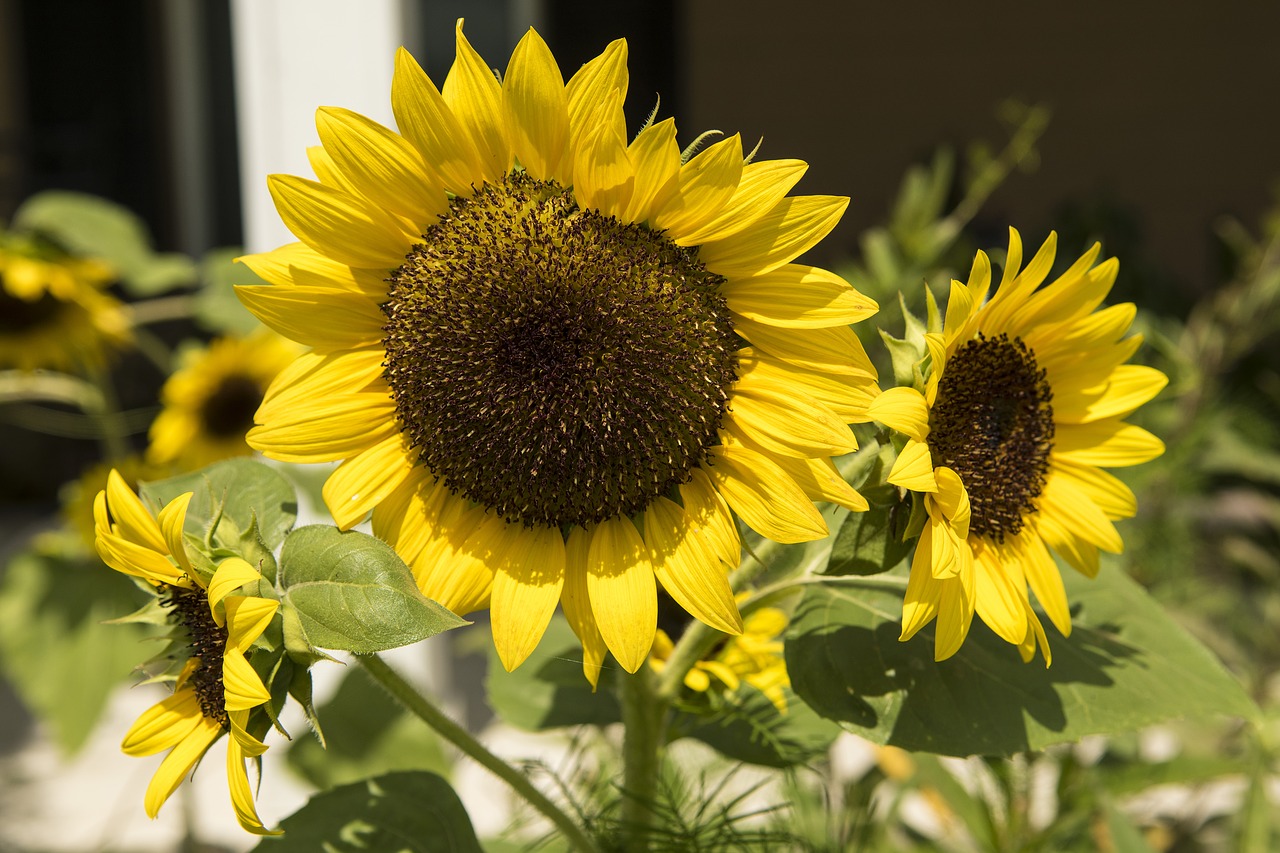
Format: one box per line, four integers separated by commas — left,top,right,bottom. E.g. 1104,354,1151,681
868,229,1166,663
147,330,299,470
0,233,131,372
235,23,878,682
94,471,280,835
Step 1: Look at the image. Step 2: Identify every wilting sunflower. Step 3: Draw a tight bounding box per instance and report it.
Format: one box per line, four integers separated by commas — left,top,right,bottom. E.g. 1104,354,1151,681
235,23,878,682
868,229,1166,663
94,471,280,835
0,233,131,371
650,593,791,713
147,331,298,470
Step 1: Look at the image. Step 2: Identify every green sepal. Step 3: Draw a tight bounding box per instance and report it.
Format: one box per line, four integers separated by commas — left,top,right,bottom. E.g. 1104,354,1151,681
287,665,326,749
879,327,926,391
102,595,171,627
923,280,942,333
278,526,467,656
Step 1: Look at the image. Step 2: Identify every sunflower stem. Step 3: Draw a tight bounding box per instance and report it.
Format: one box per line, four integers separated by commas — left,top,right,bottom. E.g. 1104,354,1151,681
619,664,666,851
357,653,598,853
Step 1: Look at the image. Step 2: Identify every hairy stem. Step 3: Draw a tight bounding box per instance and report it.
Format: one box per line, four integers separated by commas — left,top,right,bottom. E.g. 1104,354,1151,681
619,665,666,851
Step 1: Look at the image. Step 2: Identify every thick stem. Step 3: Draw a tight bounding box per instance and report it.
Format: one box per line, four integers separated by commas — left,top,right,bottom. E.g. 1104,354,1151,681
618,665,666,852
357,654,598,853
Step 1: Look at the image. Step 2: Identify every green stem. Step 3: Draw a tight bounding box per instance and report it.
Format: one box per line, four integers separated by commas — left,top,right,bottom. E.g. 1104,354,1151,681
618,665,666,851
357,654,598,853
126,294,199,326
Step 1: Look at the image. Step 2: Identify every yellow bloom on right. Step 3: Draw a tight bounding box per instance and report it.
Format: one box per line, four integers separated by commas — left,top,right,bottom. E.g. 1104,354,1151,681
868,229,1166,664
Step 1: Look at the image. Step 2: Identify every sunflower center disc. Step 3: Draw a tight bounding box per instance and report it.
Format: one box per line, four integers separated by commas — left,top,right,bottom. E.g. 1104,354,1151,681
382,172,738,528
929,333,1054,542
162,584,229,727
199,374,264,438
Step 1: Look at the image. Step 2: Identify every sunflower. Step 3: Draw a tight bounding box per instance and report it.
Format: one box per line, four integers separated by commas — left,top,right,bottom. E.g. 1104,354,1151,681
235,23,877,682
867,229,1166,663
0,232,131,371
147,330,299,470
94,470,281,835
650,593,791,713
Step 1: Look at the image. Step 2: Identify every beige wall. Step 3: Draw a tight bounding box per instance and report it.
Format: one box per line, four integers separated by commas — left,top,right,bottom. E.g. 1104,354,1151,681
683,2,1280,296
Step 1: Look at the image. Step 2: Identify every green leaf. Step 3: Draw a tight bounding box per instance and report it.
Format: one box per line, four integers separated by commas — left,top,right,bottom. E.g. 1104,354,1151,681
785,566,1258,757
140,458,298,579
12,190,197,296
1100,800,1156,853
0,549,149,754
677,686,840,768
824,502,911,576
254,771,481,853
279,526,466,655
287,667,449,790
486,615,621,730
194,247,267,334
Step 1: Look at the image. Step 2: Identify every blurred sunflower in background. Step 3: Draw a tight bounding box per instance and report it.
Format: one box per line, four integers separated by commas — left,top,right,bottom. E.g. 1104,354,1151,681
0,232,131,372
147,330,299,470
650,592,791,713
869,229,1166,662
236,22,878,681
94,471,281,835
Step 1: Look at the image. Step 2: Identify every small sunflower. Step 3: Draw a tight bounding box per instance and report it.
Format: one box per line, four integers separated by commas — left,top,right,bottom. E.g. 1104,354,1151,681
236,23,878,682
868,229,1166,663
0,233,131,371
650,593,791,713
94,470,281,835
147,331,299,470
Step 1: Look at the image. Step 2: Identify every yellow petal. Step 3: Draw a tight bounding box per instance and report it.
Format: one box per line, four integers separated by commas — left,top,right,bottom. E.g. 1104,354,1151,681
248,393,397,463
900,552,940,641
1018,530,1071,636
651,135,744,240
392,47,484,195
371,473,450,566
157,491,194,575
867,386,931,442
237,242,386,299
932,466,971,537
255,348,387,423
933,549,975,660
561,525,608,688
503,28,569,181
96,532,185,585
222,647,271,711
586,516,656,673
491,525,566,672
121,690,203,756
737,347,878,422
1037,473,1124,554
703,445,827,543
225,595,280,653
572,88,634,216
699,195,848,278
566,37,628,159
1057,365,1168,424
225,723,282,836
1034,512,1101,578
644,497,742,635
766,452,869,512
886,439,938,493
207,558,264,620
143,717,222,819
622,117,680,223
442,20,510,182
235,285,386,352
733,314,876,377
413,505,501,616
315,106,446,224
676,159,810,246
725,374,856,457
106,469,167,553
973,546,1029,646
678,468,741,568
1051,460,1137,521
725,263,877,328
266,174,413,269
1053,421,1165,468
323,433,417,529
